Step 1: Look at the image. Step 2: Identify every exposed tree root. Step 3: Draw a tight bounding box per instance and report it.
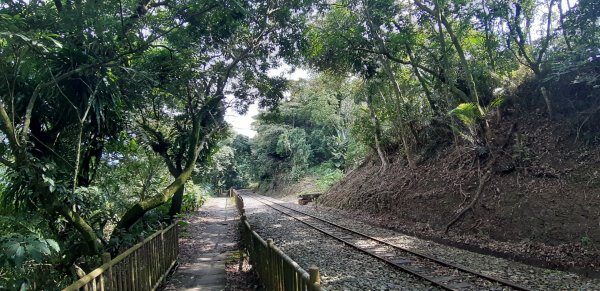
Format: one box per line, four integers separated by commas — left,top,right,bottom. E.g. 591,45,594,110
444,166,493,233
444,122,518,233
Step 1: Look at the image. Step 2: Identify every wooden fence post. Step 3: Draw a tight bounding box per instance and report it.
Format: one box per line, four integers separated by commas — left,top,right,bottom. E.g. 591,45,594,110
159,224,164,275
309,266,321,291
137,235,145,290
175,223,180,261
102,252,112,291
267,238,274,290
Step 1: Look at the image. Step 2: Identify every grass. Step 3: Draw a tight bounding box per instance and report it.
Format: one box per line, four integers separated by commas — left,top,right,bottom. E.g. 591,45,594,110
311,163,344,192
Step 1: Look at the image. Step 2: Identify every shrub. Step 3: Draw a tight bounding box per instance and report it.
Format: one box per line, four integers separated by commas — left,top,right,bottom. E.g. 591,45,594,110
312,163,345,192
181,182,212,213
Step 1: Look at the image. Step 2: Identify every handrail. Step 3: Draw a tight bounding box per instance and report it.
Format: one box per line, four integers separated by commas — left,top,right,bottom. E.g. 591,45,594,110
232,189,322,291
63,223,179,291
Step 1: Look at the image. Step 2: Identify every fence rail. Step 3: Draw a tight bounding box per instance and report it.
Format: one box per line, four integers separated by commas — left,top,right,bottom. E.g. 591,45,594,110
232,189,322,291
63,223,179,291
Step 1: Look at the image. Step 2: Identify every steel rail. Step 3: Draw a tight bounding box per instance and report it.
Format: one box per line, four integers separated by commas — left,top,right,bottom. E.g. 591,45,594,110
243,191,533,291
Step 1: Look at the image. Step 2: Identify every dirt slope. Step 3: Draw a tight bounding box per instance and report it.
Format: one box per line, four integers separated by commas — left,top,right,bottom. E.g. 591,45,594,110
321,114,600,273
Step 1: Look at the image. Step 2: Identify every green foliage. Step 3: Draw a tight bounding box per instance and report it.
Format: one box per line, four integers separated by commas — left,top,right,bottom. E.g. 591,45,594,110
581,235,593,248
249,74,360,191
252,124,290,181
565,0,600,49
252,124,312,183
0,215,64,290
312,164,345,192
276,127,311,179
449,96,505,145
231,135,254,187
0,234,59,268
247,0,600,196
303,0,600,156
95,134,171,218
0,234,61,290
0,0,317,286
344,138,369,169
349,105,376,151
196,133,256,191
450,103,482,127
181,182,212,213
0,0,599,287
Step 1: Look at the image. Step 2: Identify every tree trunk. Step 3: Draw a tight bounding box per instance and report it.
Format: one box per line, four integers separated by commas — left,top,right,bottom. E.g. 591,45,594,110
558,1,573,51
118,116,220,230
415,0,483,111
381,61,417,169
53,202,103,254
117,160,195,230
415,0,494,145
541,86,553,118
437,6,482,113
168,186,185,218
366,93,389,172
406,44,438,114
363,2,416,169
481,0,496,71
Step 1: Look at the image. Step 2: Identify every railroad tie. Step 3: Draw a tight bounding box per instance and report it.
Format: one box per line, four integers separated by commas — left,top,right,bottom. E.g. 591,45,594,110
390,259,413,265
431,276,455,283
448,282,472,289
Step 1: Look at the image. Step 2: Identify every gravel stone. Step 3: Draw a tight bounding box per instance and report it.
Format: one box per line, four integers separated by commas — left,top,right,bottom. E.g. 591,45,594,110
267,193,600,290
241,192,440,290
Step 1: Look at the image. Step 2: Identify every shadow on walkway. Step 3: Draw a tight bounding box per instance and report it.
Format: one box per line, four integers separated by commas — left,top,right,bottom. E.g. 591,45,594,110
164,197,237,291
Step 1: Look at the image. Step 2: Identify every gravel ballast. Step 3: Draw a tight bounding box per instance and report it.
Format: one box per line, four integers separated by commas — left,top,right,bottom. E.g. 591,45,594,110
241,192,440,290
241,190,600,290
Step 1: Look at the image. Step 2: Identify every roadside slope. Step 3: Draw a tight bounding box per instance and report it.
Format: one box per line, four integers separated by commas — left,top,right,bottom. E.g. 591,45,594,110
321,114,600,273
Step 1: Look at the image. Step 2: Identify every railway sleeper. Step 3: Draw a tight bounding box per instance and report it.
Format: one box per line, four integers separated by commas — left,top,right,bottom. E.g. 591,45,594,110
338,236,355,240
448,282,472,289
375,252,396,258
432,276,457,283
390,259,413,265
245,193,533,291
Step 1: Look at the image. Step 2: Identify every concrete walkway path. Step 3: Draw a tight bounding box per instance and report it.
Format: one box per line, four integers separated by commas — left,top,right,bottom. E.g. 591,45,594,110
164,197,236,291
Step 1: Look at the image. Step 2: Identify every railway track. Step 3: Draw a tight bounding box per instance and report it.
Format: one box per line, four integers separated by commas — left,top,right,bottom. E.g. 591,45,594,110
241,191,534,291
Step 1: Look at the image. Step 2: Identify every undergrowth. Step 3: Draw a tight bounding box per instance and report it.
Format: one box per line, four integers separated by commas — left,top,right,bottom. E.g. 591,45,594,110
312,163,344,192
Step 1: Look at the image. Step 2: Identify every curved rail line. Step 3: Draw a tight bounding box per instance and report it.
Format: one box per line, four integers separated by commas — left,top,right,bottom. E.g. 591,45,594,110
241,191,533,291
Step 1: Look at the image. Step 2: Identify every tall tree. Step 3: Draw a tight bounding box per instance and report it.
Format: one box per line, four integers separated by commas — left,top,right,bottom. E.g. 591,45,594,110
0,0,315,280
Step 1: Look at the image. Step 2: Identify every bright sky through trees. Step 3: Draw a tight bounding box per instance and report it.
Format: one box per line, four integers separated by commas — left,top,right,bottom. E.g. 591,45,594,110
225,66,310,137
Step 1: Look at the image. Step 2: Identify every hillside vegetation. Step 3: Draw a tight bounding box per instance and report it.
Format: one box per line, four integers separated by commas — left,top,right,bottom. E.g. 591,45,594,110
246,0,600,272
0,0,313,288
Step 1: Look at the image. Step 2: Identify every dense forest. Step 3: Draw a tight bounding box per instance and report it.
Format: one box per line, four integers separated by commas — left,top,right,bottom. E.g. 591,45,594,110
1,0,599,289
0,0,313,288
251,0,600,212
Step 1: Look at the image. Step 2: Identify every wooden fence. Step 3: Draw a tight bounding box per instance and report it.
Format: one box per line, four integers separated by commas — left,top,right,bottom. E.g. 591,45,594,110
63,223,179,291
232,189,322,291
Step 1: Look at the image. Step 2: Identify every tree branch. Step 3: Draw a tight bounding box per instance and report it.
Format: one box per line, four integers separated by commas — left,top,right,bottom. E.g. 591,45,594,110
0,155,15,169
140,122,179,176
53,0,63,12
53,202,103,254
117,123,223,230
0,102,21,153
536,0,554,65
